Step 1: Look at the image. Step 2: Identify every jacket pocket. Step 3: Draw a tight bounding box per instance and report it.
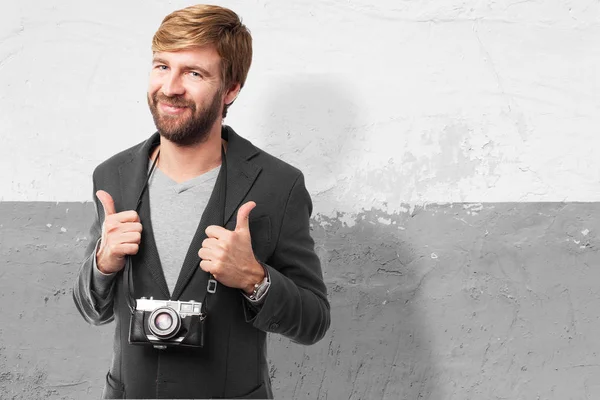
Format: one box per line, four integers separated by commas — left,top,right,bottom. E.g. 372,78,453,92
234,382,270,399
226,215,271,241
102,371,125,399
226,215,272,259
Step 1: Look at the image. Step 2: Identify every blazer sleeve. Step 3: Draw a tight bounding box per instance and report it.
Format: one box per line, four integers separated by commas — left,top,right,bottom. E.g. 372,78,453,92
243,172,331,345
72,169,118,325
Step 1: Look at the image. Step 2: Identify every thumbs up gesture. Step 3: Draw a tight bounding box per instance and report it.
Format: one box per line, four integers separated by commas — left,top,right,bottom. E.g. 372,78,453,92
95,190,143,274
199,201,265,294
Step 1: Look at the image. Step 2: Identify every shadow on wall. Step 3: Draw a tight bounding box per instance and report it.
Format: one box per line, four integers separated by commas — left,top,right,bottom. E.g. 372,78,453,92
251,74,360,195
259,76,442,399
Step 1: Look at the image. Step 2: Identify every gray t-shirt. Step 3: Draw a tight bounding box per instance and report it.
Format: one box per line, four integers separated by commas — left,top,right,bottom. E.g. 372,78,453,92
148,164,220,296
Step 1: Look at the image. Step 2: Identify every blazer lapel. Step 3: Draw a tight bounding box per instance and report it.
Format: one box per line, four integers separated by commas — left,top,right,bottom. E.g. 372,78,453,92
222,125,262,224
170,126,262,300
118,132,170,299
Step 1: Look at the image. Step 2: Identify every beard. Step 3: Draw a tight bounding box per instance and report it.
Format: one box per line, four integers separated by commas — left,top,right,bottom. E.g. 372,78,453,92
147,89,222,147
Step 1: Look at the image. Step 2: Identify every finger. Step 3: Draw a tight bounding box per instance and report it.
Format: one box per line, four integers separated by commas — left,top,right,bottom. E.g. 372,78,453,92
118,243,139,256
201,237,220,249
119,222,143,234
198,247,213,260
205,225,230,239
198,247,223,261
235,201,256,231
96,190,116,216
199,259,213,273
114,210,140,223
119,231,142,244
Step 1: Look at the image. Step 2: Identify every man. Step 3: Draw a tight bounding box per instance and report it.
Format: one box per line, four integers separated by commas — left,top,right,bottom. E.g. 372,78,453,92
72,4,330,399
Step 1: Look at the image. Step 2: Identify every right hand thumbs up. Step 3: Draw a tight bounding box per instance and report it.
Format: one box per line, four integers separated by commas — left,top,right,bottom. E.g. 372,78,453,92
96,189,116,217
95,190,143,274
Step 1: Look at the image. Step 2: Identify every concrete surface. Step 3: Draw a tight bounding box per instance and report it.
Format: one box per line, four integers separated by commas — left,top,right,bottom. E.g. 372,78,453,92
1,202,599,399
2,0,600,399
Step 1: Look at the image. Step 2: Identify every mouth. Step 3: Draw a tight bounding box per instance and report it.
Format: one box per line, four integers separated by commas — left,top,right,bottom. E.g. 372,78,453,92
159,102,188,114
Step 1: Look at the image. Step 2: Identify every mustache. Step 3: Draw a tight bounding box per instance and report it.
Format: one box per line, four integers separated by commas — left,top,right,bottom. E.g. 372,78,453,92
153,93,194,108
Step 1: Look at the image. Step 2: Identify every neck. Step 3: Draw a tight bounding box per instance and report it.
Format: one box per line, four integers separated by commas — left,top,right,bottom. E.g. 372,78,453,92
152,123,225,184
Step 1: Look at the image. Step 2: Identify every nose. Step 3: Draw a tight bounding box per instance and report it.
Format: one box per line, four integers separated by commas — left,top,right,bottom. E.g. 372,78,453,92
162,72,185,97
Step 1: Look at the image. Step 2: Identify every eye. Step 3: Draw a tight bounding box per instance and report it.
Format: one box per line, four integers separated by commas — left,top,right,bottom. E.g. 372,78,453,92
189,71,203,79
155,64,168,71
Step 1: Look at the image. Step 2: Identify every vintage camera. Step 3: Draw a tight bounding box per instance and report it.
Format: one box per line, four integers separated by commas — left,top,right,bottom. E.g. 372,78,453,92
128,297,206,350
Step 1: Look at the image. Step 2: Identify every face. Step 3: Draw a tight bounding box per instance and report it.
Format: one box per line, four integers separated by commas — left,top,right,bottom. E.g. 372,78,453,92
147,46,239,146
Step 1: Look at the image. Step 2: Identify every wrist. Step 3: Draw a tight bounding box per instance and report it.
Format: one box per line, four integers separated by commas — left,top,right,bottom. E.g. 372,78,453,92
96,247,111,274
96,258,110,275
244,261,265,295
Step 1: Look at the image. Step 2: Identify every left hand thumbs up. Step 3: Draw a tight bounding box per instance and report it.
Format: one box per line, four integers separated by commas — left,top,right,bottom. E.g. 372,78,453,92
235,201,256,233
199,201,264,293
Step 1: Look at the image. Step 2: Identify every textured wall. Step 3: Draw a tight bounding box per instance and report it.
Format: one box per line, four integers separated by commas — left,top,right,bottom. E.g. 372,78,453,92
2,203,599,399
1,0,599,207
1,1,599,399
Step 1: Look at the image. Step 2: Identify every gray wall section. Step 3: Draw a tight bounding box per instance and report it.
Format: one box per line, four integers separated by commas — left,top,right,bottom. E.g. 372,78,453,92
0,202,598,399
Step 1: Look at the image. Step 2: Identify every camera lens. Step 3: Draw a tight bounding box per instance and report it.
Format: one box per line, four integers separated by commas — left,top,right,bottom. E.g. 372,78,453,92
154,313,172,330
148,307,181,340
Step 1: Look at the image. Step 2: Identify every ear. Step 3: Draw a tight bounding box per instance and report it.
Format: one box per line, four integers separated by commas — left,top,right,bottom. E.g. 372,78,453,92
223,82,242,106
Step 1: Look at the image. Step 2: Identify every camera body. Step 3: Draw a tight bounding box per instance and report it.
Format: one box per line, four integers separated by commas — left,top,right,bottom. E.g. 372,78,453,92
129,297,205,350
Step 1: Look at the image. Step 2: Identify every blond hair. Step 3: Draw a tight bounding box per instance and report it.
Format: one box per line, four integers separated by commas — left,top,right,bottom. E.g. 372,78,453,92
152,4,252,117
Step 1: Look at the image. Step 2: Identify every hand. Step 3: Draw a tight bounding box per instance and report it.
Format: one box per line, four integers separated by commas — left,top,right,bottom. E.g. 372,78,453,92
198,201,264,294
95,190,143,274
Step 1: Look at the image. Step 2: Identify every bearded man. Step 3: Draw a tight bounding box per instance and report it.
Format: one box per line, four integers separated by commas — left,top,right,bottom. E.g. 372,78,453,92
72,4,330,399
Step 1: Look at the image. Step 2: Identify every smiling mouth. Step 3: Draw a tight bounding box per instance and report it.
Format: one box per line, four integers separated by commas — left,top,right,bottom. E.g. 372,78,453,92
159,102,188,114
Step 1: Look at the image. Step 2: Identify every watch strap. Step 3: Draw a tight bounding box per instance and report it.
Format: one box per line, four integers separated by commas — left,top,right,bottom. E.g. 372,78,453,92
248,275,270,301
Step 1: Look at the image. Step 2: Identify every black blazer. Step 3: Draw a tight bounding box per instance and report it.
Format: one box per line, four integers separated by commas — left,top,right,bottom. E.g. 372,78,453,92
73,126,330,399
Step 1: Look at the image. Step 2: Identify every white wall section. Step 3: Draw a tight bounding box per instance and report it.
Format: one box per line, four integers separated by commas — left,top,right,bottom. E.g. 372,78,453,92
1,1,599,216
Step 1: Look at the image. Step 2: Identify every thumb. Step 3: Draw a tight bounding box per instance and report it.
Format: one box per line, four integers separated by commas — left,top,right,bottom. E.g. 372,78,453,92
96,190,116,217
235,201,256,232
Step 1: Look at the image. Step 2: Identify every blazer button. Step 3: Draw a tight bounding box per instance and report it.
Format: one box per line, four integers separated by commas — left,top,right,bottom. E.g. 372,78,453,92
269,322,279,330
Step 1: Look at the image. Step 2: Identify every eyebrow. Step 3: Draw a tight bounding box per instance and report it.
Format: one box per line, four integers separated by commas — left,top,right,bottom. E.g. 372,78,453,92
152,57,213,77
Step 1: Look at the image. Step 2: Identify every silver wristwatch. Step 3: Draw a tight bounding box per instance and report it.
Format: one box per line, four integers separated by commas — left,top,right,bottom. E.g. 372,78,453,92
248,275,270,301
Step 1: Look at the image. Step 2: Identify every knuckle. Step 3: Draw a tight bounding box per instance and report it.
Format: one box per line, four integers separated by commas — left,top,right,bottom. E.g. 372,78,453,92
107,243,117,256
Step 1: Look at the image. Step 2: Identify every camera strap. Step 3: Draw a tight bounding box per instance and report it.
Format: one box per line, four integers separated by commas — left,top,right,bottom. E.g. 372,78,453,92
124,145,227,314
202,146,227,313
